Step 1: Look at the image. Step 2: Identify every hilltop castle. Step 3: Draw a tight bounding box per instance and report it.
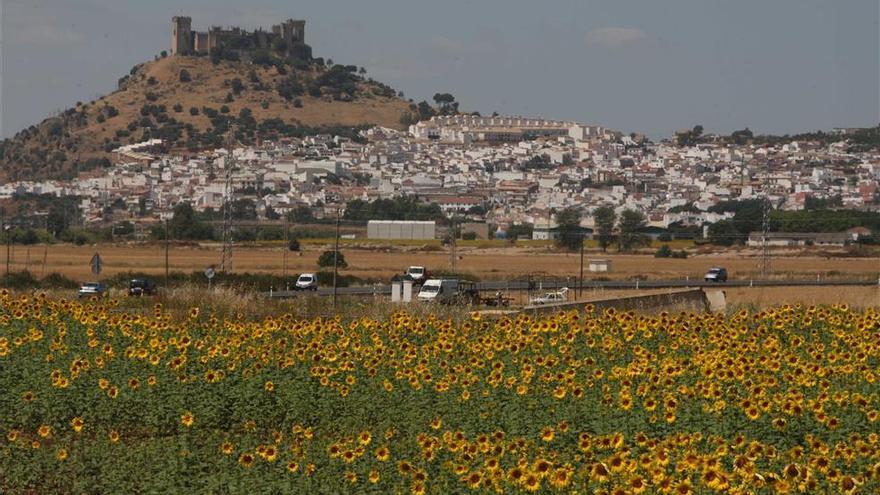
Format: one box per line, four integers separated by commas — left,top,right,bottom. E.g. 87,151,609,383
171,16,311,59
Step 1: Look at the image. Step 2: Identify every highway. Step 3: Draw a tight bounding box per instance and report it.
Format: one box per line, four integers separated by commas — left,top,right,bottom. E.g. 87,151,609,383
267,279,879,298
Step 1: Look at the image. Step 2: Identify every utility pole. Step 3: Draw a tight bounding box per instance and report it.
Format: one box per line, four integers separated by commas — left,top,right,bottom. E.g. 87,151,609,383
761,196,771,277
332,208,341,308
450,217,457,275
220,126,237,272
283,216,289,285
164,218,170,284
4,226,10,276
579,234,585,298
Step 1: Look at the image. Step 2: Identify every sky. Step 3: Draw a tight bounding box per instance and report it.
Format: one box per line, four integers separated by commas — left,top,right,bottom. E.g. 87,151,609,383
1,0,878,139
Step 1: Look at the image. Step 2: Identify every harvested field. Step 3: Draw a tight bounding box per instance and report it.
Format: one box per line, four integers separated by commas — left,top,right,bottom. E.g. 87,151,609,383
8,242,878,283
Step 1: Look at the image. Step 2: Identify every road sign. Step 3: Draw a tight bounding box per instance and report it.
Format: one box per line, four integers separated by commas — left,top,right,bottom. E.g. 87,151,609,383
204,267,215,280
90,253,103,275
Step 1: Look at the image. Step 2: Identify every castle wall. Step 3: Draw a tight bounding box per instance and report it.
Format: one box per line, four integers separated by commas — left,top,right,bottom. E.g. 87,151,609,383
173,16,308,56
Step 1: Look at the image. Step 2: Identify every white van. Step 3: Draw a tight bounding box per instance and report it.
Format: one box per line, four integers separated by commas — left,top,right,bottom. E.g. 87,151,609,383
417,279,478,304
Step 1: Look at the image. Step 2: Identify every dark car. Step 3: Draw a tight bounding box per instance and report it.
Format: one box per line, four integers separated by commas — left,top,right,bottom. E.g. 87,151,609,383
129,278,157,296
704,267,728,283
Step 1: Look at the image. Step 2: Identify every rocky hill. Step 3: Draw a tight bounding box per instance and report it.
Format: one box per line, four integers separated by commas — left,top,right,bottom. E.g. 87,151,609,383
0,55,413,181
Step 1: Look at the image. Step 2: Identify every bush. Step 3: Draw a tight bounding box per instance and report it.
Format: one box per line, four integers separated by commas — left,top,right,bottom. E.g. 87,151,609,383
0,271,40,290
658,233,673,242
672,250,688,259
179,69,191,83
288,238,300,251
189,107,199,116
654,245,673,258
145,92,159,102
317,250,347,269
173,104,183,113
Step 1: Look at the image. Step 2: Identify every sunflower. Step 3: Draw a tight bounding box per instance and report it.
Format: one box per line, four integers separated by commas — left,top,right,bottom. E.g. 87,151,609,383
238,452,255,468
523,474,541,492
287,461,299,473
549,466,572,489
180,411,194,427
70,417,84,433
38,425,52,438
221,441,234,455
630,476,648,494
465,470,483,489
368,470,380,483
358,430,372,445
109,430,120,443
375,446,390,461
56,448,68,461
540,427,555,442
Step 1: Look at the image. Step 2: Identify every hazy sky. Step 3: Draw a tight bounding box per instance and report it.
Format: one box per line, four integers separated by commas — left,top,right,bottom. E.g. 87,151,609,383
1,0,878,139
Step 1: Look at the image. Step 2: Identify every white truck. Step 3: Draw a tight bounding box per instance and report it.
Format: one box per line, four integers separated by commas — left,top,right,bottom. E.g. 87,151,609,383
417,279,479,305
529,287,569,305
404,266,429,285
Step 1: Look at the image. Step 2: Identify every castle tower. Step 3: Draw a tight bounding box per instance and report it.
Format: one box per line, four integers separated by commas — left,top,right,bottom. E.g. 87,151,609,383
171,16,192,55
279,19,306,43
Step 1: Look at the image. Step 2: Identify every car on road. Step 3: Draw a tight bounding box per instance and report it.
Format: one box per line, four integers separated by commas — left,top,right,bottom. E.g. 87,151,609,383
295,273,319,291
529,287,569,305
128,278,157,296
78,282,107,298
704,267,728,282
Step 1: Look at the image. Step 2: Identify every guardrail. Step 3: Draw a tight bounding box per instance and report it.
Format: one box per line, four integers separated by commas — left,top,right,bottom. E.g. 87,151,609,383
266,279,878,298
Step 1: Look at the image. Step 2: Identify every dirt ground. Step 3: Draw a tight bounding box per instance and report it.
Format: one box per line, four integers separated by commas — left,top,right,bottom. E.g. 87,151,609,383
9,242,878,284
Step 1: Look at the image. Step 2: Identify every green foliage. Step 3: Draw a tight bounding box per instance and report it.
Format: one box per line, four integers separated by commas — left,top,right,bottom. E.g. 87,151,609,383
555,207,583,251
617,209,648,252
168,203,214,240
654,245,673,258
593,207,617,252
343,196,445,222
505,223,533,240
804,195,843,210
770,209,880,233
317,250,347,269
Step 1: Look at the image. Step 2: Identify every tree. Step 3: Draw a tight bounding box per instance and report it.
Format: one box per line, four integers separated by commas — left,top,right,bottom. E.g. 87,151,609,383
731,128,754,145
317,250,347,269
617,209,648,252
555,207,583,251
654,245,673,258
288,238,300,251
593,207,617,252
169,202,214,240
434,93,458,114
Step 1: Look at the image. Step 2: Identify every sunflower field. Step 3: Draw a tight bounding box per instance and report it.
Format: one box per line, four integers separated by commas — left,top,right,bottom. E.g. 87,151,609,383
1,290,879,494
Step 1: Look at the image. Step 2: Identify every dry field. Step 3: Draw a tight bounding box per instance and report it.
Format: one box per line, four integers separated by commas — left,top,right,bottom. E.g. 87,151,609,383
9,242,878,283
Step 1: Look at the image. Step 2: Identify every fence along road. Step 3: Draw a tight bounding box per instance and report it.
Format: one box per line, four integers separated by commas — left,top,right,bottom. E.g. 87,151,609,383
266,279,879,298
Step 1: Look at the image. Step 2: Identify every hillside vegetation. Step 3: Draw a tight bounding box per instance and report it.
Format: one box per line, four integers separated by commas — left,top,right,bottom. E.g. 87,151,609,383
0,55,412,181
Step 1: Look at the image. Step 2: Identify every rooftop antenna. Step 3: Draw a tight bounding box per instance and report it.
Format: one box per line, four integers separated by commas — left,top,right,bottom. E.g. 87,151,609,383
220,125,237,272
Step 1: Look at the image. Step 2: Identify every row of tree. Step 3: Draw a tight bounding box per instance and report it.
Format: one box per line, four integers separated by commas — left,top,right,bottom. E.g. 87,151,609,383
555,207,650,252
